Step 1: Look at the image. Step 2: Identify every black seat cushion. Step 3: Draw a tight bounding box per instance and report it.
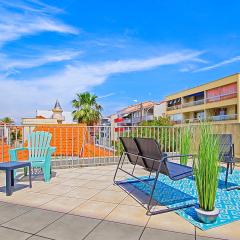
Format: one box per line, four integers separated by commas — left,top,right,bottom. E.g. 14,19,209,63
166,162,193,180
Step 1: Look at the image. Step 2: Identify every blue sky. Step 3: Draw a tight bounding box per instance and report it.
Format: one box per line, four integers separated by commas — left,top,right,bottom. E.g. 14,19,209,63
1,0,240,120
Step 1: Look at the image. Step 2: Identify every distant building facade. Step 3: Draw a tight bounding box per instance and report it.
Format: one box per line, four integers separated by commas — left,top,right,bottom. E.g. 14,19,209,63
110,101,166,128
165,73,239,124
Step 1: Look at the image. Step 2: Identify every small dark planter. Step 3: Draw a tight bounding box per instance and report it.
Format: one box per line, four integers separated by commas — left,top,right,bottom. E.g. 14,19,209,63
195,206,220,224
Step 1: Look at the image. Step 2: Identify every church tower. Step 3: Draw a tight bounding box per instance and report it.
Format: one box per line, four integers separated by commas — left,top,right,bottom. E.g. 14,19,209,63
52,100,64,124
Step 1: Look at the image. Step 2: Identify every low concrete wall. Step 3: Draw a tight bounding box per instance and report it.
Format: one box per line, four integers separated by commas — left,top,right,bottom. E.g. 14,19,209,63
51,156,120,169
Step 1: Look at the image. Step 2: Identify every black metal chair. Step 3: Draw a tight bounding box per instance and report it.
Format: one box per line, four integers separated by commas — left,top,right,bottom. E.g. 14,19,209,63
214,134,238,190
113,137,194,215
134,138,193,181
118,137,146,168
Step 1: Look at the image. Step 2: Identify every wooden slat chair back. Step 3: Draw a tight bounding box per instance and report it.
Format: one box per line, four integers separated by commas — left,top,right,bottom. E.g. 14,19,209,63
28,132,52,162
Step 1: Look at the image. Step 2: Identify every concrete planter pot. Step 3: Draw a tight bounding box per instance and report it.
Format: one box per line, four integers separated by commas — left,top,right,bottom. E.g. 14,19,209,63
195,206,220,224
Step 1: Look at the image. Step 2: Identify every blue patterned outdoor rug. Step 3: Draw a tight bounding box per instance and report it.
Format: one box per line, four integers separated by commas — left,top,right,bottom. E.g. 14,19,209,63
119,168,240,230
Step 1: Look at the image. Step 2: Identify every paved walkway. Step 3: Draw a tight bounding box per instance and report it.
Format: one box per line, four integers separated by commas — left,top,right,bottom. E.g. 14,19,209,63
0,165,239,240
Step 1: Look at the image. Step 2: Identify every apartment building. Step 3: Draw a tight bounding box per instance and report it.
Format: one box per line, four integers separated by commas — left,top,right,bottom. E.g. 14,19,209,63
165,73,240,124
113,101,166,126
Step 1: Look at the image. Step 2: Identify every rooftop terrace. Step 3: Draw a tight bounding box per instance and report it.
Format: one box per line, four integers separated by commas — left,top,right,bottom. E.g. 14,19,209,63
0,164,239,240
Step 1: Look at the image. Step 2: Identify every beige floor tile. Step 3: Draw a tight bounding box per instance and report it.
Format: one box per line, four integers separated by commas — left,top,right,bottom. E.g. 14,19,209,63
70,200,117,219
39,196,85,213
105,184,124,192
84,180,112,190
61,178,89,187
0,226,31,240
97,175,115,182
196,220,240,240
0,190,56,207
100,165,118,169
67,187,101,199
3,208,63,234
75,174,100,180
147,211,195,235
121,188,158,207
84,169,111,175
39,184,76,196
10,192,57,207
57,172,80,178
106,205,150,226
71,168,95,174
27,182,57,193
121,195,143,207
91,190,127,204
50,176,72,184
38,214,100,240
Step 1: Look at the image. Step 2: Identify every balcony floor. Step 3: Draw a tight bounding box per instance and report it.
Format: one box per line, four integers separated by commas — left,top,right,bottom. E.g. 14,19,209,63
0,165,239,240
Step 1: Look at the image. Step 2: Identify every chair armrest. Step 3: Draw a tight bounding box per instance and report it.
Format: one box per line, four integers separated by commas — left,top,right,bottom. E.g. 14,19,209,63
9,147,28,152
46,147,56,160
162,154,196,167
9,147,28,161
48,147,56,154
162,154,195,160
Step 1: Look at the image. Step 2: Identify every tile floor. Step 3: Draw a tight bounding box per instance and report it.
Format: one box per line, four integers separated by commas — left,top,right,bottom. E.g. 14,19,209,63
0,164,239,240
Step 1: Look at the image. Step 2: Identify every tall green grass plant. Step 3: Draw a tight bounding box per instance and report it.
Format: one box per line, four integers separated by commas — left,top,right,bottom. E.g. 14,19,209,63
180,127,191,165
194,124,220,211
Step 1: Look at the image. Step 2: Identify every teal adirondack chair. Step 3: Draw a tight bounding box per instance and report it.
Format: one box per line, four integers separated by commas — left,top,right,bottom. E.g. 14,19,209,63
9,131,56,182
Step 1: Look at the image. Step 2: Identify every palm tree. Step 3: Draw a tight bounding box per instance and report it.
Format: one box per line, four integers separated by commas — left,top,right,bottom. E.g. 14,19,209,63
72,92,103,125
1,117,14,124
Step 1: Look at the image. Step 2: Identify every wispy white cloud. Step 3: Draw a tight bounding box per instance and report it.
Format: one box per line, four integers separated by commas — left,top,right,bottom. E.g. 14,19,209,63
0,50,82,72
0,0,62,14
0,1,78,46
0,50,203,119
194,55,240,72
98,93,116,99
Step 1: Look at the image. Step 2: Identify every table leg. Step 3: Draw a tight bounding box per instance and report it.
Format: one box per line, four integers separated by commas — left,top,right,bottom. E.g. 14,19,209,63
6,170,12,196
11,170,14,186
29,166,32,188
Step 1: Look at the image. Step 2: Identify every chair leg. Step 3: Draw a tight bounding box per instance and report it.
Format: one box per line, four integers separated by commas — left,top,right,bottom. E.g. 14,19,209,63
147,172,160,215
13,170,16,179
43,164,51,182
24,167,28,176
230,163,233,174
113,153,124,183
225,163,230,186
29,166,32,188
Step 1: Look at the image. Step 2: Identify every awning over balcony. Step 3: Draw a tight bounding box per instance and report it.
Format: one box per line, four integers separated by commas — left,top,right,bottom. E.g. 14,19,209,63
114,117,123,123
168,98,181,106
184,91,204,98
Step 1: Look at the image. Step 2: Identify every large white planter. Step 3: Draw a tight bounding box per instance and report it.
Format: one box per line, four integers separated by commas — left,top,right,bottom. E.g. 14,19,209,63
195,207,220,224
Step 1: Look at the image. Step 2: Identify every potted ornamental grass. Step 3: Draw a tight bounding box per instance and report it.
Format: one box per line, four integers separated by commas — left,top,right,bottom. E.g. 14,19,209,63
180,126,191,165
194,124,220,223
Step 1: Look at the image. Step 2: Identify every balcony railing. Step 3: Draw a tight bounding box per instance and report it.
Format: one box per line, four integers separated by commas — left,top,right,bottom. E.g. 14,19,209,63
131,115,154,124
208,114,238,121
182,114,238,124
167,105,182,111
184,118,204,123
182,99,204,108
167,91,238,112
206,91,237,103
